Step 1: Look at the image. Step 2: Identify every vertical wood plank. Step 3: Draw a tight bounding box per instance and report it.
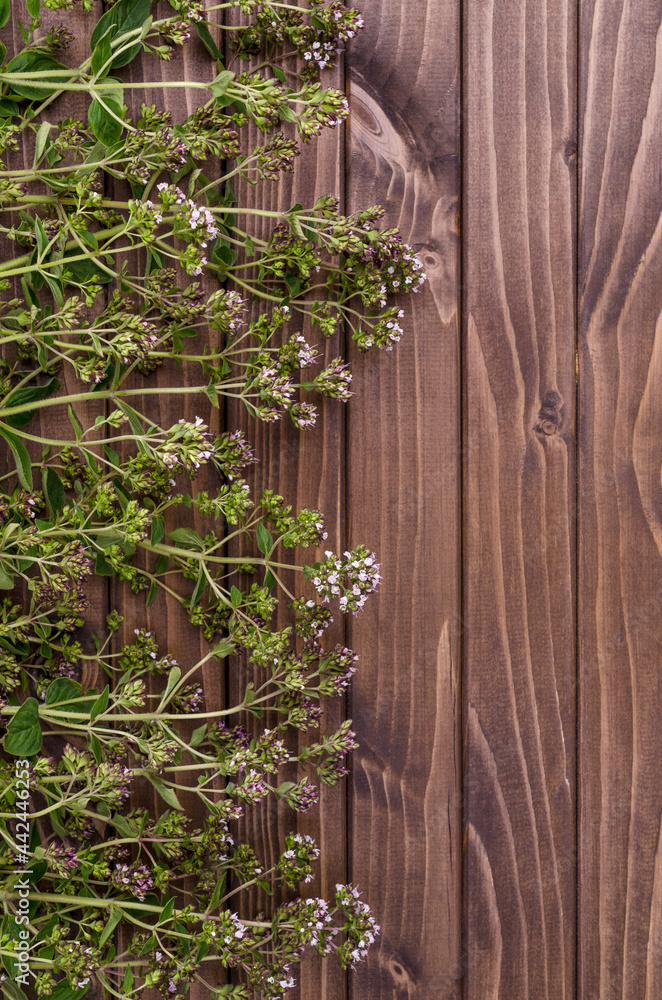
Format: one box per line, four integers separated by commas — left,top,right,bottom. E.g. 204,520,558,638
109,25,227,1000
463,0,577,996
111,9,217,687
346,1,462,996
579,5,662,998
224,11,348,1000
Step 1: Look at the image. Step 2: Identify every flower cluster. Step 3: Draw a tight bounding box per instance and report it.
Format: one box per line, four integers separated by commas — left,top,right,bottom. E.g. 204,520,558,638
306,545,382,612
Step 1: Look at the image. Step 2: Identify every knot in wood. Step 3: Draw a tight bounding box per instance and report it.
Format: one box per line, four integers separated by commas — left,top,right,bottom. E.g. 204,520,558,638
387,954,417,991
535,391,563,436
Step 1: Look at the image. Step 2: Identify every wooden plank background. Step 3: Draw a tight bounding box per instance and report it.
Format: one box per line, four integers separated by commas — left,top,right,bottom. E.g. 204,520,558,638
10,0,662,997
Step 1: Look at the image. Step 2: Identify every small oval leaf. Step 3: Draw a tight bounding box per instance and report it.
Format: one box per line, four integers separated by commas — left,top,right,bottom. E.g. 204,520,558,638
4,698,42,756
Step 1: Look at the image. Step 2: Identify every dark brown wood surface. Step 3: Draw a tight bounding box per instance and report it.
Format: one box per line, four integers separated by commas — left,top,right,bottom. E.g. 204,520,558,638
579,5,662,999
224,8,348,997
463,0,577,998
11,0,662,997
345,1,461,997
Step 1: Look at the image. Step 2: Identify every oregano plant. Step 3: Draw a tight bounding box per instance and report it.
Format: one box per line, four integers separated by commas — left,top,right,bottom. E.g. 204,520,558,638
0,1,426,997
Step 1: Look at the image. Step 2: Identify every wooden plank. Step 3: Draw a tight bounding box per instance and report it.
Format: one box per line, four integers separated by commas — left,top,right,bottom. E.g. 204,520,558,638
578,5,662,998
345,1,462,996
463,0,576,996
111,1,219,667
110,27,228,1000
223,12,348,1000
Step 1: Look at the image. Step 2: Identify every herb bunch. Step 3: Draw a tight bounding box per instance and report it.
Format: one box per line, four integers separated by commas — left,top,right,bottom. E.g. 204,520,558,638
0,0,425,450
0,618,378,1000
0,0,426,997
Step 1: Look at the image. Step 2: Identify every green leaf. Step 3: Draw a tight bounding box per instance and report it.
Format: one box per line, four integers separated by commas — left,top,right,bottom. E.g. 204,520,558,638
286,211,305,240
33,121,51,166
112,478,132,511
103,445,120,468
272,66,286,84
89,98,123,146
213,243,237,267
209,70,234,99
90,0,152,67
279,104,296,124
150,517,164,545
0,427,32,489
208,874,226,910
0,98,18,118
99,907,123,948
42,467,66,517
111,813,134,839
190,723,207,747
63,251,115,286
196,22,222,60
90,25,117,78
256,520,273,555
0,1,9,29
48,983,89,1000
90,685,109,722
44,678,82,706
157,896,176,925
147,775,183,811
275,780,296,798
67,405,83,442
34,216,48,261
0,564,14,591
2,979,29,1000
4,377,60,429
158,667,181,711
230,585,242,608
212,640,234,659
204,380,219,409
26,0,40,16
167,527,204,551
114,401,146,447
88,733,102,764
147,247,165,274
4,698,42,756
154,555,169,575
95,551,116,577
145,581,157,608
284,272,301,297
80,230,99,251
190,568,205,607
6,51,69,100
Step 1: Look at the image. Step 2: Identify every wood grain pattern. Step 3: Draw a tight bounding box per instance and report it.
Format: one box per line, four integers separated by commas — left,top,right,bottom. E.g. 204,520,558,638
109,24,229,1000
223,10,348,999
579,5,662,998
17,2,662,997
346,2,462,996
463,0,576,997
111,8,219,672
